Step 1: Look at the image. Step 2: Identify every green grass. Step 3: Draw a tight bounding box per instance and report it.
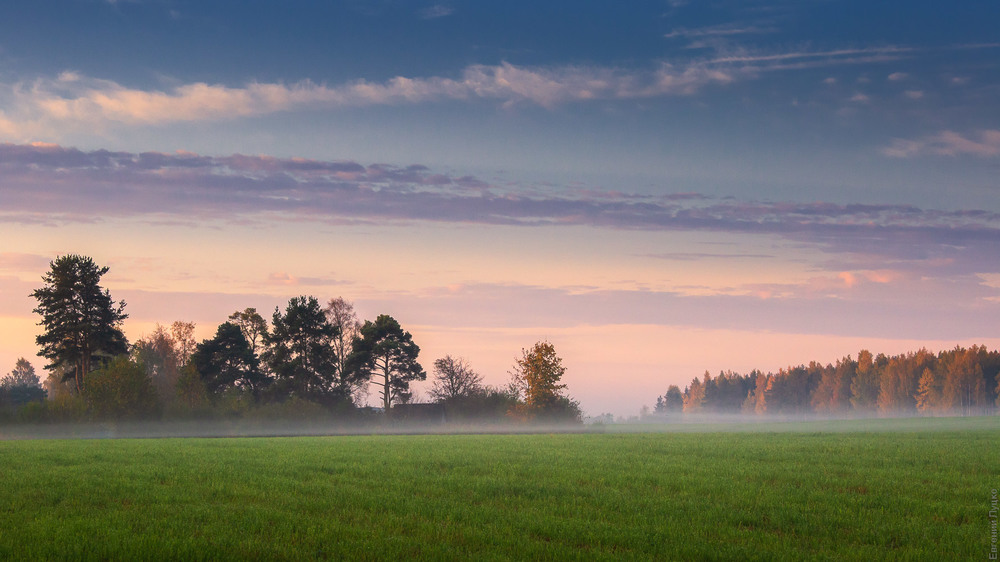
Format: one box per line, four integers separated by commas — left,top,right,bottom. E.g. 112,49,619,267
0,417,997,560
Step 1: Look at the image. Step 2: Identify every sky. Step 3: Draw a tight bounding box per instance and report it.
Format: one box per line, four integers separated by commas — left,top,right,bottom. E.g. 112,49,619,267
1,0,999,416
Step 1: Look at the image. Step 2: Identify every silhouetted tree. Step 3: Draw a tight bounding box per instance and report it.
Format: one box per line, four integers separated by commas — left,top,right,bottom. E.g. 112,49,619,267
440,386,519,422
228,308,268,358
655,385,683,413
3,358,40,388
32,255,128,394
324,297,366,403
429,355,483,402
263,296,344,404
192,322,268,398
702,370,757,412
347,314,424,412
0,358,46,408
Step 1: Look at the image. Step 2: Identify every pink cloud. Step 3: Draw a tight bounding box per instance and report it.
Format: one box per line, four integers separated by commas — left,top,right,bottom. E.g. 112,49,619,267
2,143,1000,281
884,129,1000,158
0,62,740,132
0,252,52,272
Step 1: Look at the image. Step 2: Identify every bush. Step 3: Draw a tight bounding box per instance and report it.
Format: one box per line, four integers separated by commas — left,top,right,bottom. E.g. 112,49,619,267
85,356,161,421
442,387,519,423
248,397,330,422
47,394,89,423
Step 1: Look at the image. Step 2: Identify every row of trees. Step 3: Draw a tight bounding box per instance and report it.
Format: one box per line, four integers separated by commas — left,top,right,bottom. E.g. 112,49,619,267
656,347,1000,416
6,254,580,424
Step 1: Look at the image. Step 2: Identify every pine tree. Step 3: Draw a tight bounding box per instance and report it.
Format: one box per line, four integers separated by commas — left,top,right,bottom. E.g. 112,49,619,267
347,314,425,412
32,255,128,394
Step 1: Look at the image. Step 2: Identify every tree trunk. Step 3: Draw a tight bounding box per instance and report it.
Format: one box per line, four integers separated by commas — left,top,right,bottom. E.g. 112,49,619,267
381,356,392,416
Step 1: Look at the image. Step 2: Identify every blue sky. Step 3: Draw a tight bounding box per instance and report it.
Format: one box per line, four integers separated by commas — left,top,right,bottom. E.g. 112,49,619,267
2,1,998,206
1,1,998,414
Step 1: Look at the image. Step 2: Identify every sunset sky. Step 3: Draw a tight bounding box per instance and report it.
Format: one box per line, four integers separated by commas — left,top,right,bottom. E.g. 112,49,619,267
1,1,999,416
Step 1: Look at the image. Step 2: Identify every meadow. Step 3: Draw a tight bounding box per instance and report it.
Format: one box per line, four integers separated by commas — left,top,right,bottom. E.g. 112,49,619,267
0,417,996,560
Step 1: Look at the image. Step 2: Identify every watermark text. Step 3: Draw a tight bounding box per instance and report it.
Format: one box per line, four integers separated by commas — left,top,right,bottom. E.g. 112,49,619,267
990,488,998,560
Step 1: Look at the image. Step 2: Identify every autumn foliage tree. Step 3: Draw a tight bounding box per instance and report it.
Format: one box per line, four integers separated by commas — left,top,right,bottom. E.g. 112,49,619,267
508,341,581,423
659,345,1000,418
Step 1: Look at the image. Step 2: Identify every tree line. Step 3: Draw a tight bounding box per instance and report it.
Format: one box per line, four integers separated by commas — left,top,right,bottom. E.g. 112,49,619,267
655,347,1000,417
1,255,581,425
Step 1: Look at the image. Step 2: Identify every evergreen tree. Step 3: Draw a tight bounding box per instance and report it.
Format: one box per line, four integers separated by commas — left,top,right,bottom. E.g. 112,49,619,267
32,255,128,394
191,322,268,398
347,314,425,412
0,358,46,407
228,308,269,358
263,297,344,404
655,385,683,413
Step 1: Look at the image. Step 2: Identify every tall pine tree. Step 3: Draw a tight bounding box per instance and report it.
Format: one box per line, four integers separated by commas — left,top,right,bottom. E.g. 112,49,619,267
32,255,128,394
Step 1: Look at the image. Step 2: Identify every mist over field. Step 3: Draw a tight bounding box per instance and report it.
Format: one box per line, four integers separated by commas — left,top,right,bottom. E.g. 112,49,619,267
1,417,995,559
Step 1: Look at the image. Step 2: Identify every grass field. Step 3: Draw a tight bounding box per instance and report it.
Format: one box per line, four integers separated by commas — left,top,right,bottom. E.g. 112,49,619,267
0,416,996,560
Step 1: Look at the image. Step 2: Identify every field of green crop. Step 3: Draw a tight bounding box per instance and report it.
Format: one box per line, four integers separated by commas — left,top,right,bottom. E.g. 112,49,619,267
0,417,996,560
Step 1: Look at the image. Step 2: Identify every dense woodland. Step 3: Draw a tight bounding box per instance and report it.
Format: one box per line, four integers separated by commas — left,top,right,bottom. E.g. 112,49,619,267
655,346,1000,417
0,255,581,425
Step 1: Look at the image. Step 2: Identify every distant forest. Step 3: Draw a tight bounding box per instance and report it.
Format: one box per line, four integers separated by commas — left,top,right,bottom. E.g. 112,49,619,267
655,347,1000,417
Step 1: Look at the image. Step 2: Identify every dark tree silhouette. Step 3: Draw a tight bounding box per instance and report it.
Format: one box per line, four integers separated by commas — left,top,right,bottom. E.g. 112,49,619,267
429,355,483,402
191,322,268,397
32,255,128,394
263,296,343,404
347,314,424,412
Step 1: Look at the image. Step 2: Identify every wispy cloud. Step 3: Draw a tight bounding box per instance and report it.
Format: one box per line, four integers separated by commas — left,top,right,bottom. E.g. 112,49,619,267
0,252,52,272
664,24,775,40
883,130,1000,158
419,4,453,19
643,252,775,261
364,280,1000,340
0,43,926,137
3,143,999,278
266,273,351,287
707,46,911,68
0,62,739,136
